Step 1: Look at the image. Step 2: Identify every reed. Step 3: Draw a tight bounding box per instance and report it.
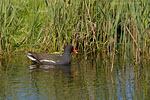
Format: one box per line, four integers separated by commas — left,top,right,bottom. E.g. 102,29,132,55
0,0,149,55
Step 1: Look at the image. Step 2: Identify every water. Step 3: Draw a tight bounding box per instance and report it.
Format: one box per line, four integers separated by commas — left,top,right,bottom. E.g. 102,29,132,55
0,52,150,100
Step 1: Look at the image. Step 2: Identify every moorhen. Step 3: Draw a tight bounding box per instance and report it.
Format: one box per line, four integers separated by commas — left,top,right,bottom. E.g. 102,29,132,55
26,45,77,65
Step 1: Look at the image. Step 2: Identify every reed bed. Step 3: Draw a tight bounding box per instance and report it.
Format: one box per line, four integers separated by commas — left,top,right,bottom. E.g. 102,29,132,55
0,0,150,55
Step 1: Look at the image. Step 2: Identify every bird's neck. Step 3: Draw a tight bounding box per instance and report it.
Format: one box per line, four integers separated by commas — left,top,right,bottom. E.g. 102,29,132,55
62,52,71,57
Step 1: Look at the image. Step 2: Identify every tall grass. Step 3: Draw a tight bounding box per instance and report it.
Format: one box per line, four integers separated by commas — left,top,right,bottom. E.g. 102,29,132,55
0,0,150,54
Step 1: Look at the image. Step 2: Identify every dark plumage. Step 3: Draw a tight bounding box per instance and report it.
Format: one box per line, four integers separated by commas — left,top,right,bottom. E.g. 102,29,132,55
26,45,77,65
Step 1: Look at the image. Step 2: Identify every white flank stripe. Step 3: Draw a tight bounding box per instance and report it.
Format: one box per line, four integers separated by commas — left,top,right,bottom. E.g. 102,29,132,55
27,55,37,61
40,59,56,63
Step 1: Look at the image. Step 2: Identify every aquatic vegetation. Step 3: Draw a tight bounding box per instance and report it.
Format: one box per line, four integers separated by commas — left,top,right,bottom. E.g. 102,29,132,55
0,0,149,56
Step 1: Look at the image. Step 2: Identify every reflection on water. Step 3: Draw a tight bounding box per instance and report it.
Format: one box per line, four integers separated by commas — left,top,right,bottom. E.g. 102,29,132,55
0,52,150,100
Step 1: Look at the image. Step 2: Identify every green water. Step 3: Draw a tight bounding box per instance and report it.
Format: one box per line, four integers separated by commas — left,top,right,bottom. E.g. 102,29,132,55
0,52,150,100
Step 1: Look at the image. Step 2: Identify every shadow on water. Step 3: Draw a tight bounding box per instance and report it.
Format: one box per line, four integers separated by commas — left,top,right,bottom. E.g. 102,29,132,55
0,51,150,100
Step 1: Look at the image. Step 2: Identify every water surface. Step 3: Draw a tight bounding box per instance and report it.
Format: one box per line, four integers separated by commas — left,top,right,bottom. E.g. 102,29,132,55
0,52,150,100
